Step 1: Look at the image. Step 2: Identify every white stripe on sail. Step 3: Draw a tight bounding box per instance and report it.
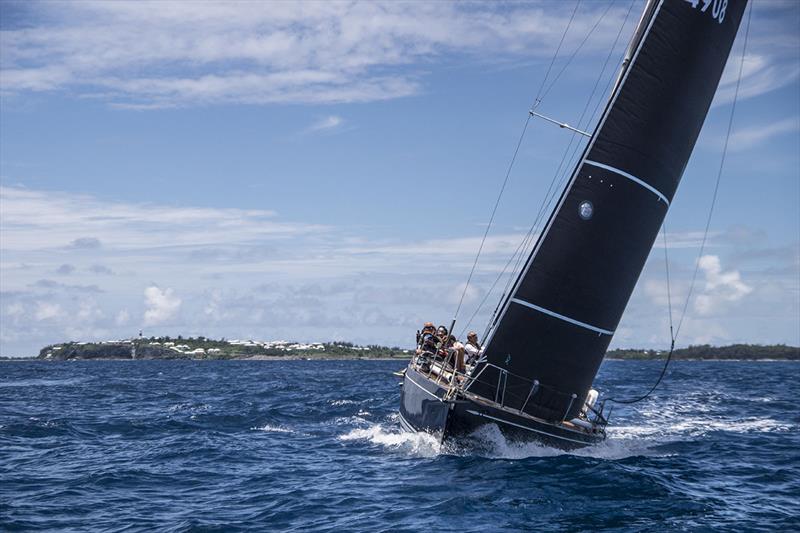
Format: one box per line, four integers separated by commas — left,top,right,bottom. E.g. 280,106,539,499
510,298,614,336
584,160,670,206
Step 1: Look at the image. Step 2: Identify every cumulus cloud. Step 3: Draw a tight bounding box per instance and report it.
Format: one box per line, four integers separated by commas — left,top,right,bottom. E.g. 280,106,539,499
143,286,181,326
1,181,796,355
693,255,753,315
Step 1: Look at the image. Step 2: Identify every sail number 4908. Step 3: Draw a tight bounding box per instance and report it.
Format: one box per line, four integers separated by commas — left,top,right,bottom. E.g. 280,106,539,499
684,0,727,24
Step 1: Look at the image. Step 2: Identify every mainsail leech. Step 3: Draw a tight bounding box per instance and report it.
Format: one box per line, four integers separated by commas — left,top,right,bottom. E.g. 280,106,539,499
467,0,750,422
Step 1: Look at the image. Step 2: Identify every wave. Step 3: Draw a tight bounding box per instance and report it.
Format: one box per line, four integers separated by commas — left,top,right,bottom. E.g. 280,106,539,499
250,424,295,434
336,415,663,461
663,416,792,435
339,399,795,463
460,423,670,460
627,399,794,438
330,399,359,406
338,416,443,457
0,377,87,388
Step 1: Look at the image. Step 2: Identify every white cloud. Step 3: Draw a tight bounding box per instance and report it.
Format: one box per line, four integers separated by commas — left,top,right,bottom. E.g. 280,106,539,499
203,290,227,321
115,309,130,326
1,182,797,355
77,299,103,321
143,286,181,326
2,1,794,110
0,1,635,108
726,117,800,151
713,53,800,107
0,185,319,252
448,281,483,306
348,233,529,257
652,230,723,250
693,255,753,315
34,302,63,321
6,303,25,318
643,279,673,308
303,115,344,134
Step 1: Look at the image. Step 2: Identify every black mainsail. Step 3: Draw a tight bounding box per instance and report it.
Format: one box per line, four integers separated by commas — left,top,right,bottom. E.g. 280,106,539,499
467,0,749,421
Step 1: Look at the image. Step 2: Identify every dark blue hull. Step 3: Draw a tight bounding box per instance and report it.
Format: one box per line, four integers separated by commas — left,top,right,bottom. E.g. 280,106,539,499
398,365,452,439
399,365,604,450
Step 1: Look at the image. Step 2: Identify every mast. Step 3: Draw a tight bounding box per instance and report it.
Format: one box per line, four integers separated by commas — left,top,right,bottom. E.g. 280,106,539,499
468,0,749,421
611,0,659,94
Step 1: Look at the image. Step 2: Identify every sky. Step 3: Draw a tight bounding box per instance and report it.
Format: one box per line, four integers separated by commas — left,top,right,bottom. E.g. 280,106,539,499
1,0,798,357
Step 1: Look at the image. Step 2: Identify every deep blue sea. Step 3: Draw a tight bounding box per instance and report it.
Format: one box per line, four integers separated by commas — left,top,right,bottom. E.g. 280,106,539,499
1,360,798,532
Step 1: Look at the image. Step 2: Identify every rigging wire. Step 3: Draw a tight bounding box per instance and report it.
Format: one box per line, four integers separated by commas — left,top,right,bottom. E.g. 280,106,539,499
538,1,616,104
532,0,582,110
483,0,631,332
450,0,581,323
608,1,753,405
608,224,675,405
458,0,637,338
466,1,634,341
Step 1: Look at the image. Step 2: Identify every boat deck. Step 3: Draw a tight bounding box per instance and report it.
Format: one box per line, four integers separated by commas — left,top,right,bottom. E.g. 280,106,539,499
408,356,605,439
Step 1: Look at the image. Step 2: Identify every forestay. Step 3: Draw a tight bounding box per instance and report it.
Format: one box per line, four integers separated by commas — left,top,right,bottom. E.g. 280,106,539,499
467,0,749,421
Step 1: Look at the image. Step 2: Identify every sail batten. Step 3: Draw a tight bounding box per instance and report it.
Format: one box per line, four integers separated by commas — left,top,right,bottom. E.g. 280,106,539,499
469,0,749,421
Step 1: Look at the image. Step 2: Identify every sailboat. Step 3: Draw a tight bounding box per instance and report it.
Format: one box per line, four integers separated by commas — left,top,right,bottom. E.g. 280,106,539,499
399,0,749,450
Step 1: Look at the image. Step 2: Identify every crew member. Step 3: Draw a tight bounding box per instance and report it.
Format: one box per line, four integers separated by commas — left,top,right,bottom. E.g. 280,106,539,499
416,322,437,355
441,334,465,373
464,331,482,366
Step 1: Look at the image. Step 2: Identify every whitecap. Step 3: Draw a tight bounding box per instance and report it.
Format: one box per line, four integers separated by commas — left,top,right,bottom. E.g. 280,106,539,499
667,416,793,435
0,378,86,388
624,411,792,437
330,399,358,406
167,402,211,414
250,424,294,434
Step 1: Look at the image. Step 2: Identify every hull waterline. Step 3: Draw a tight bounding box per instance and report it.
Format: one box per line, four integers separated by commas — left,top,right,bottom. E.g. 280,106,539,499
399,365,605,451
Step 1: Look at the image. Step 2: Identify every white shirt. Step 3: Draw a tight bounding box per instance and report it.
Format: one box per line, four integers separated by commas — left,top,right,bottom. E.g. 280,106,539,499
464,342,481,363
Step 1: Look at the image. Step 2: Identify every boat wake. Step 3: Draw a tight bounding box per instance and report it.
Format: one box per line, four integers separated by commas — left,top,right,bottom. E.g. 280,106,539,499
340,400,793,461
339,420,443,457
337,414,660,460
458,423,670,460
338,377,795,461
610,416,792,439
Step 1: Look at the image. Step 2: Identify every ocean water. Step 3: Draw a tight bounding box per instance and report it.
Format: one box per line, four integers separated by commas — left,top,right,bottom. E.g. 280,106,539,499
1,360,798,532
